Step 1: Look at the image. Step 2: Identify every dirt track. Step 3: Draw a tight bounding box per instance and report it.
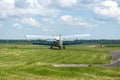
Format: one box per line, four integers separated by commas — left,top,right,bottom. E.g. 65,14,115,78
104,50,120,67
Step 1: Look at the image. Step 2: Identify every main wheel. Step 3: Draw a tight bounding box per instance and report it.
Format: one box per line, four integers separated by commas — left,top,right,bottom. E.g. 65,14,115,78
63,46,65,49
50,46,53,49
59,46,61,50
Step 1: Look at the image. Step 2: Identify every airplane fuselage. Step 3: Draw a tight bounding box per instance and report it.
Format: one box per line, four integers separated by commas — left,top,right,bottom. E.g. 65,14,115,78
50,39,65,49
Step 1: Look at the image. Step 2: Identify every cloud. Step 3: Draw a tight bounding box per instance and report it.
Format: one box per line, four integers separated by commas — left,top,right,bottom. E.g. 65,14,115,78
76,0,99,9
57,0,77,8
0,0,15,18
60,15,92,27
42,28,49,32
5,0,15,4
0,23,3,28
37,0,52,7
0,0,60,19
24,0,60,16
55,0,101,9
93,0,120,22
43,18,55,24
22,17,41,27
13,23,22,29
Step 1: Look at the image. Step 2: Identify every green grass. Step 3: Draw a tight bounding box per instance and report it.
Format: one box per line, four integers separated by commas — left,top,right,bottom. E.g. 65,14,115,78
0,44,120,80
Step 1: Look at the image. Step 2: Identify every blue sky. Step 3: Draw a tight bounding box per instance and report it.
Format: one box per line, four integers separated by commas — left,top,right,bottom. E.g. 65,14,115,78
0,0,120,39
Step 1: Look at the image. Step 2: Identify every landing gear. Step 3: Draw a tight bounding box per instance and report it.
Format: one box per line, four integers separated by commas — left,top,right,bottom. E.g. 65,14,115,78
63,46,65,49
59,46,61,50
50,46,53,49
50,46,65,50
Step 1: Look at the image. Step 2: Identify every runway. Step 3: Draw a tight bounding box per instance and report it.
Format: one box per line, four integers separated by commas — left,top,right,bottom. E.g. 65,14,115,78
104,50,120,67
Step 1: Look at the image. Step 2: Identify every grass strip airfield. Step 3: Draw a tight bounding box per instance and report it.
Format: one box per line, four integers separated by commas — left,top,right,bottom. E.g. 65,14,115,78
0,44,120,80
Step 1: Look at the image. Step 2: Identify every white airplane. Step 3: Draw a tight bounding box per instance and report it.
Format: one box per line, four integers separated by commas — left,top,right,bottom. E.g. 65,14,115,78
25,34,91,49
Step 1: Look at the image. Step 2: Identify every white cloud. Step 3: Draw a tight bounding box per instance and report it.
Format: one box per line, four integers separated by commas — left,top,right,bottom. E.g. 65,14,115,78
76,0,98,9
38,0,52,7
42,28,49,32
25,0,60,16
60,15,93,27
57,0,77,8
5,0,15,5
102,0,118,7
22,17,41,27
94,0,120,22
43,18,55,24
0,0,15,18
0,0,60,19
13,23,22,29
0,23,3,28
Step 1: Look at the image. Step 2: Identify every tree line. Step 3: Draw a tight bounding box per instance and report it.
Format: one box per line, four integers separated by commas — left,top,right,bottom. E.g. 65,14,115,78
0,39,120,45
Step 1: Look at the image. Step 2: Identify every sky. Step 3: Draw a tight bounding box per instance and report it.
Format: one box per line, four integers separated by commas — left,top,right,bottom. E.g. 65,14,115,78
0,0,120,39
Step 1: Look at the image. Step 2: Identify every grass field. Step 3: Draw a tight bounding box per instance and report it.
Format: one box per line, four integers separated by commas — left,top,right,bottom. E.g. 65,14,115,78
0,44,120,80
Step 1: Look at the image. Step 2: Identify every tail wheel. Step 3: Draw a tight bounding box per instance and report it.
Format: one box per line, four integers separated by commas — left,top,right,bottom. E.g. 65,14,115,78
50,46,53,49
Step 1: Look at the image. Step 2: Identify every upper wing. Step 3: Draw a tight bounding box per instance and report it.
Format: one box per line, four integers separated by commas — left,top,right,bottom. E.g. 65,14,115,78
62,34,91,41
25,34,91,40
25,35,55,40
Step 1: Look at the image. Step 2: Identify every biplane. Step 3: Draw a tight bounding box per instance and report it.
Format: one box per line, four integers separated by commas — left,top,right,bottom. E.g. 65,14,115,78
25,34,91,49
